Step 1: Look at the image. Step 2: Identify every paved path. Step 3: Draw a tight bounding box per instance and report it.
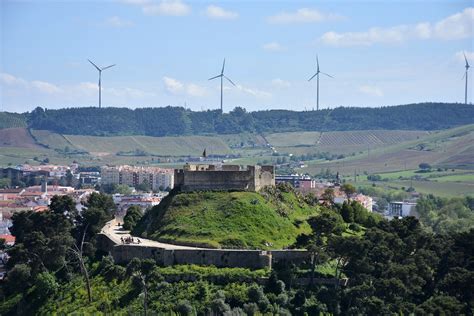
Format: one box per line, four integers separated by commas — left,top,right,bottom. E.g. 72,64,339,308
101,219,202,250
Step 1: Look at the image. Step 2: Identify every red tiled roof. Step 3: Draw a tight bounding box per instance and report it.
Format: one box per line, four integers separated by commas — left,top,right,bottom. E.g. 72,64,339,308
0,235,15,244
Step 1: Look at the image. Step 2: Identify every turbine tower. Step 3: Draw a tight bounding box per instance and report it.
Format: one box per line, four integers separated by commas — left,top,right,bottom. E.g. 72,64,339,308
209,58,236,113
308,55,333,111
88,59,116,108
463,52,470,104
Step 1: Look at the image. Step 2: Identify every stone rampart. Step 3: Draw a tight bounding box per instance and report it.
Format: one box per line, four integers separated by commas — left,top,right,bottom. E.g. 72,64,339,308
99,233,309,269
174,164,275,192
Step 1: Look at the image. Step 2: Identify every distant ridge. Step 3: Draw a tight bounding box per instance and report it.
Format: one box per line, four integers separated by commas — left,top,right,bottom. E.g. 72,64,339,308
2,102,473,136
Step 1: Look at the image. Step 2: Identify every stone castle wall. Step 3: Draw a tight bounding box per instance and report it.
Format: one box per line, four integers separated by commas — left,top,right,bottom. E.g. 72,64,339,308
98,234,310,269
174,164,275,192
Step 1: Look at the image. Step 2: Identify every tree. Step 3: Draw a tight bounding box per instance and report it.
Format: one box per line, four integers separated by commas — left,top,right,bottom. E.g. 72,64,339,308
5,264,31,294
340,183,356,199
322,188,335,204
340,202,354,223
419,162,431,170
305,210,345,286
49,195,77,221
8,211,74,275
34,271,59,299
123,206,143,231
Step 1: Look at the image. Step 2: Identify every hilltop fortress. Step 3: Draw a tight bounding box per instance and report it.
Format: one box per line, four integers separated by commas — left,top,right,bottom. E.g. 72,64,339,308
174,163,275,192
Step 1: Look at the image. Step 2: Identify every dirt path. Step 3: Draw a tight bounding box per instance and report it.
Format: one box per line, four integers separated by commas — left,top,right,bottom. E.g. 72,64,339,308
101,219,202,250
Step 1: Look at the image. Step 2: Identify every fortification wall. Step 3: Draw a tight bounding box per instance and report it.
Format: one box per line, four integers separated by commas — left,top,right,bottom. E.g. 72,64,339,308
174,164,275,192
110,244,272,269
181,170,253,191
99,233,308,269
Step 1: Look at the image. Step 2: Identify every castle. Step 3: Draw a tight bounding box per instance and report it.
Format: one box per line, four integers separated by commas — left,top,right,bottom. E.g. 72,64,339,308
174,164,275,192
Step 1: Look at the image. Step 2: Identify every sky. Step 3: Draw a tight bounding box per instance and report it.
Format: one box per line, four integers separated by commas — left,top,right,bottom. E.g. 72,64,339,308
0,0,473,113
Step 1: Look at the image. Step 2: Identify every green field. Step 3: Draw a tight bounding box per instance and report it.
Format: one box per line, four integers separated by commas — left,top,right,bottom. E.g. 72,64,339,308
134,189,321,249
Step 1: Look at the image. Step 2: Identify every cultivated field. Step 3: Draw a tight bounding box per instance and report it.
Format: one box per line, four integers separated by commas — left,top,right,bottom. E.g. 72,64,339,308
266,130,430,155
0,128,42,149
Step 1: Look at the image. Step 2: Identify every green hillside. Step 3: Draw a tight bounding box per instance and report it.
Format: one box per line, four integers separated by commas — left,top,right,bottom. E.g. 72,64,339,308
22,103,474,136
0,112,26,129
134,187,320,249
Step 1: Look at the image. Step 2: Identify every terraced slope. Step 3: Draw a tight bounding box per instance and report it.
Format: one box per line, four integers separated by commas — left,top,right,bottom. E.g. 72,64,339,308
266,130,430,155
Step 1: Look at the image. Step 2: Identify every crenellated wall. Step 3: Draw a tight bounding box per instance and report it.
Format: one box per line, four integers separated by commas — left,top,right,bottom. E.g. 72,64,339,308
174,164,275,192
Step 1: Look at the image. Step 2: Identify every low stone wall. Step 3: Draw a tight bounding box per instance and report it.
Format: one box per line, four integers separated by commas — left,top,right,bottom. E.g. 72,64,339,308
110,244,271,269
271,250,312,265
99,233,309,269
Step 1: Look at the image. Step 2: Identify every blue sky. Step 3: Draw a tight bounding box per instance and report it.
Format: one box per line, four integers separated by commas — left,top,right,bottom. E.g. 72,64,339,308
1,0,473,113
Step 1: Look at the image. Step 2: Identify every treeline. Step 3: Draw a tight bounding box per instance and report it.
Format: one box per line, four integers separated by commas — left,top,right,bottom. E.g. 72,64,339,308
23,102,474,136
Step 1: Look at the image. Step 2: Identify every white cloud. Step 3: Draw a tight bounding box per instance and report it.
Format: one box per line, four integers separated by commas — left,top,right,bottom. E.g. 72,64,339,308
186,83,207,97
31,81,62,94
104,16,134,28
434,7,474,40
1,73,153,101
321,7,474,46
163,76,207,97
142,0,190,16
267,8,344,24
205,5,238,20
163,76,184,94
262,42,285,52
0,73,28,86
359,85,383,97
235,84,272,98
271,78,291,88
455,50,474,63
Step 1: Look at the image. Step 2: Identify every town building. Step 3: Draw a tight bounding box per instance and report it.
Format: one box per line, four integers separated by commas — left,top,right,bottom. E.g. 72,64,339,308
275,174,315,189
388,201,418,217
101,165,174,191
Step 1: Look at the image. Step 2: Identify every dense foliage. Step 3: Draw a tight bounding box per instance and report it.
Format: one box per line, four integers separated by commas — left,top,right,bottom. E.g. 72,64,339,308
0,193,115,315
2,209,472,315
24,103,474,136
416,195,474,234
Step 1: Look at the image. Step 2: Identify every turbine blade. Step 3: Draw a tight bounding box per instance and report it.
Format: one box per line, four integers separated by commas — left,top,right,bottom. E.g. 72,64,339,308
308,72,318,81
102,64,116,70
208,74,222,80
462,72,466,80
321,72,334,78
464,52,469,66
316,55,319,71
88,59,101,71
221,58,226,74
224,75,236,86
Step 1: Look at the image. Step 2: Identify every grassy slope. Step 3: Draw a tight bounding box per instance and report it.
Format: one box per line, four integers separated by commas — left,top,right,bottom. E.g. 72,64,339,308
266,130,430,155
301,124,474,175
63,134,231,156
135,190,319,250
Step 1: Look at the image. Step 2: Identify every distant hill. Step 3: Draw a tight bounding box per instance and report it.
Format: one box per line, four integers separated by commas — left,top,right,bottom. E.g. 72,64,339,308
6,102,472,136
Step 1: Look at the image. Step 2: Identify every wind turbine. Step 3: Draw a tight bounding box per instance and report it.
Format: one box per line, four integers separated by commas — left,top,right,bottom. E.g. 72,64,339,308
209,58,236,113
462,52,470,104
308,55,333,111
88,59,116,108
